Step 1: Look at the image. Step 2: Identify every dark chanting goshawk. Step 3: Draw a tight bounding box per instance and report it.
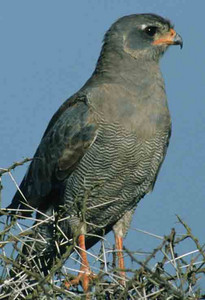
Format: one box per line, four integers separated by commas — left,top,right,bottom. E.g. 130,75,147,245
6,13,182,293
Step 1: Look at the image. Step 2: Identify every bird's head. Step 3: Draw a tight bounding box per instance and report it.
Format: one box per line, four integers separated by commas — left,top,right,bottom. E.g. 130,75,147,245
102,14,183,63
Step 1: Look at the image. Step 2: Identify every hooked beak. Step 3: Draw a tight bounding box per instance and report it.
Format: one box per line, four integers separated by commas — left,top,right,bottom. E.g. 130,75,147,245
153,28,183,49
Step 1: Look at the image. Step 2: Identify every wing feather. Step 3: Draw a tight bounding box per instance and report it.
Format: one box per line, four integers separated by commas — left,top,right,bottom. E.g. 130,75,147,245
8,94,98,215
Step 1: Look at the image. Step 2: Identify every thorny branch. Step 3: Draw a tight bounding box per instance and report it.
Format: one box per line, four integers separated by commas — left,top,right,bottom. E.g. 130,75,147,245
0,161,205,299
0,158,32,177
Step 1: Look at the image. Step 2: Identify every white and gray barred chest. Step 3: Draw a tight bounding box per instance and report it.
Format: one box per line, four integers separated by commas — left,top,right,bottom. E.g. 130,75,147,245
63,122,170,232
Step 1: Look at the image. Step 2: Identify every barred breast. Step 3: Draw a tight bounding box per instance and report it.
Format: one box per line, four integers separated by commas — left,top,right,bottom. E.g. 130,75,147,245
61,121,170,239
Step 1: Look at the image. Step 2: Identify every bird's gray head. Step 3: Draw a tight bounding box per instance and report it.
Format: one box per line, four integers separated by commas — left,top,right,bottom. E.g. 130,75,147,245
98,13,182,67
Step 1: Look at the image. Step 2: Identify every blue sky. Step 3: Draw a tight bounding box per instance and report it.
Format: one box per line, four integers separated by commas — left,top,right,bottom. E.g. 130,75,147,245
0,0,205,283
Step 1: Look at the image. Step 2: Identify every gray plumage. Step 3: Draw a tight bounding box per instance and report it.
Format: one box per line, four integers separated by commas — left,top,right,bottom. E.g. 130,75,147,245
7,13,182,273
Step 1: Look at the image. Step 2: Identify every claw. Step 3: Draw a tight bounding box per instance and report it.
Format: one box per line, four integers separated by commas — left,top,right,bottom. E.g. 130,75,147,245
65,234,96,293
65,266,96,291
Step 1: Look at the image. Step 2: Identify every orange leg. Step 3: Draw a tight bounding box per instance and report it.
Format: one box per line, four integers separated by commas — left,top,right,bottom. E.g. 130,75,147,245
65,234,94,292
115,235,126,284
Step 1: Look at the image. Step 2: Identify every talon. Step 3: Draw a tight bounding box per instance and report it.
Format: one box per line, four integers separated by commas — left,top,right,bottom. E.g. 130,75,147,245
65,269,96,292
65,266,96,291
64,234,97,293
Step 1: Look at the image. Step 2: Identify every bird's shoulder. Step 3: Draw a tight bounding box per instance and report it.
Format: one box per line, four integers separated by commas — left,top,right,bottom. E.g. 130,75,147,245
32,91,99,180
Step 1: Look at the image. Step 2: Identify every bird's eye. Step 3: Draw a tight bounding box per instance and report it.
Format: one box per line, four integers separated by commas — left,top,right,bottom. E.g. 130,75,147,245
144,26,158,37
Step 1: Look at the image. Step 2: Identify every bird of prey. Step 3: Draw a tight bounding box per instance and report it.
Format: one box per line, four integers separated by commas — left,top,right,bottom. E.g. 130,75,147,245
7,13,182,293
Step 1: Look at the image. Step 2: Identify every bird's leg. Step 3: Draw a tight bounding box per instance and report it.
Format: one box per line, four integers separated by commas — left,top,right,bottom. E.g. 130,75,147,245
65,234,94,292
113,209,135,285
115,234,126,285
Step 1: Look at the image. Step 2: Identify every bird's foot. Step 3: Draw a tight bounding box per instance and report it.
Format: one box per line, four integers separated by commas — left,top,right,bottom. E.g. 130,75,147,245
65,266,96,292
118,270,126,287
